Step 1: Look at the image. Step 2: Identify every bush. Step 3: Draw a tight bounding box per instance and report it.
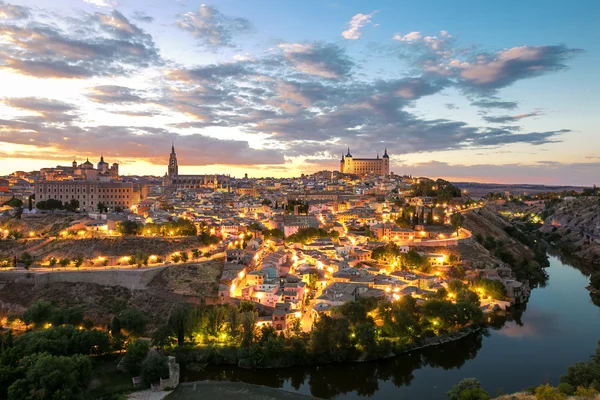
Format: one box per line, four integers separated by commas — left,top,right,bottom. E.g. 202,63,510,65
556,382,574,396
123,339,150,375
447,378,490,400
574,386,598,399
535,384,564,400
140,350,169,386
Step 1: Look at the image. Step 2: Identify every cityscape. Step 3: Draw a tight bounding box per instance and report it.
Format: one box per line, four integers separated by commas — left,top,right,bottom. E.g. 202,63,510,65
0,1,599,400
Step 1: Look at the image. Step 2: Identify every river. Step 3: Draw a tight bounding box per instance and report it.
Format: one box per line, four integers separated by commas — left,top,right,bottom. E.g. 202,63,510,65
177,254,600,399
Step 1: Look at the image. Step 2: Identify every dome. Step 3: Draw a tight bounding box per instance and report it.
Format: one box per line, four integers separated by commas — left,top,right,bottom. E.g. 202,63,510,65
82,158,93,169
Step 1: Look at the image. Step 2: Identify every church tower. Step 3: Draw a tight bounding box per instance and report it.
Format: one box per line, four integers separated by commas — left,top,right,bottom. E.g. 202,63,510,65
382,148,389,175
168,144,178,177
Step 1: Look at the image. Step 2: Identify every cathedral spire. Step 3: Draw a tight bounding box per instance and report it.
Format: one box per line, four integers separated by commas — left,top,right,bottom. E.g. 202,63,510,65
346,147,352,157
383,148,389,158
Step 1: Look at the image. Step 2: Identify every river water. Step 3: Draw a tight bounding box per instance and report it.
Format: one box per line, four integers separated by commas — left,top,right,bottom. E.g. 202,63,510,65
178,254,600,399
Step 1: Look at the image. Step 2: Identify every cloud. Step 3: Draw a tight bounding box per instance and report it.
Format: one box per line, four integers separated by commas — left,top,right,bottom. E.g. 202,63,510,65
341,11,377,40
277,42,354,79
483,111,541,124
395,160,598,186
472,129,568,146
83,0,117,7
176,4,252,48
1,97,79,122
0,9,161,79
0,1,30,19
445,103,458,110
392,31,423,43
86,85,146,104
131,10,153,23
0,4,583,173
391,30,581,93
471,99,518,110
458,45,582,90
2,97,75,113
0,119,284,166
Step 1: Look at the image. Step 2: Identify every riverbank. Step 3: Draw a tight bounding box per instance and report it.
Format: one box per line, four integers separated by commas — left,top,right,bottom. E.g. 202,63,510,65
495,392,600,400
128,389,172,400
166,381,317,399
176,324,484,372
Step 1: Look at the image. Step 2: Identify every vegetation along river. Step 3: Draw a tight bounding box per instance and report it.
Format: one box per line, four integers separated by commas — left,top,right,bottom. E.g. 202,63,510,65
175,253,600,399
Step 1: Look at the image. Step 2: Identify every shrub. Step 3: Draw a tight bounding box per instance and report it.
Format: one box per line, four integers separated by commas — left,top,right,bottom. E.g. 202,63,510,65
574,386,598,399
535,384,564,400
140,350,169,386
123,339,150,375
557,382,574,396
447,378,490,400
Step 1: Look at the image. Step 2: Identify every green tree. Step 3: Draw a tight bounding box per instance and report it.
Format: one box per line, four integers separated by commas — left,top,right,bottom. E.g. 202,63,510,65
3,197,23,208
241,310,258,348
72,255,84,269
59,258,70,268
64,199,80,212
22,300,54,326
123,339,150,375
116,220,141,236
140,350,169,386
180,252,189,263
171,254,181,263
7,353,92,400
19,252,34,269
117,308,148,337
48,257,57,270
191,249,201,260
96,202,108,213
450,212,465,236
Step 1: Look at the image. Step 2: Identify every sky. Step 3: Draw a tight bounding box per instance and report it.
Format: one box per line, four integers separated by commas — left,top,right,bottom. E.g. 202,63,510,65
0,0,598,185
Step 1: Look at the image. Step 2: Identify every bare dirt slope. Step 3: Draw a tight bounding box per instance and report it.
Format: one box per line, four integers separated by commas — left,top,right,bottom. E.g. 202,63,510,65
148,259,223,297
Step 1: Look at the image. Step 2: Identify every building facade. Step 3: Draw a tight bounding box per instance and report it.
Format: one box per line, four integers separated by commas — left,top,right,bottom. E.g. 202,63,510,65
40,156,119,182
340,148,389,176
35,181,136,212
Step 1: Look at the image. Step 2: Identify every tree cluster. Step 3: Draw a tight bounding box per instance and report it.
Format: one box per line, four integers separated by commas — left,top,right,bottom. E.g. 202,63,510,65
285,227,339,244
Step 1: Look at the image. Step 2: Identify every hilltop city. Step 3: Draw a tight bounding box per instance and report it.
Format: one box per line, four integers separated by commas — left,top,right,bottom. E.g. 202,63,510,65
1,142,599,399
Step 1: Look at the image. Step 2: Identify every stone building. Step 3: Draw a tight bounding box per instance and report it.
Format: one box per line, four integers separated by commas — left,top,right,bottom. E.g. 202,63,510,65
35,181,137,212
340,148,390,176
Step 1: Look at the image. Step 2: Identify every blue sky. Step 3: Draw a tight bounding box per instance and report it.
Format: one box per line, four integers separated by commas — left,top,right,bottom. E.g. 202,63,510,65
0,0,598,184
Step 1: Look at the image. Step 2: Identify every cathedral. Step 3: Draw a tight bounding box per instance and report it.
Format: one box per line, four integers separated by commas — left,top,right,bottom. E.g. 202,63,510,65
163,145,230,189
340,148,390,176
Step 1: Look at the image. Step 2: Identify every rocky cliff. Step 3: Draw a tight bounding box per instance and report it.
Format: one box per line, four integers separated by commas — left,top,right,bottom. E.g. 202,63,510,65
540,196,600,265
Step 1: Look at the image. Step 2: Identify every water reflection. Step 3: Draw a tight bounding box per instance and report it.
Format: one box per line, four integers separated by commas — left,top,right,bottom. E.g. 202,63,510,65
181,333,485,399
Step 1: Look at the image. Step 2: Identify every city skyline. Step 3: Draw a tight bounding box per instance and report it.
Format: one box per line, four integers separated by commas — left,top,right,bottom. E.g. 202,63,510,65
0,0,599,185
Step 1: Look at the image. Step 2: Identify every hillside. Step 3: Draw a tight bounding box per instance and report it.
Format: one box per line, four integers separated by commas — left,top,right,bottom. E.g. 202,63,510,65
0,236,211,261
540,196,600,265
459,205,548,285
0,259,223,329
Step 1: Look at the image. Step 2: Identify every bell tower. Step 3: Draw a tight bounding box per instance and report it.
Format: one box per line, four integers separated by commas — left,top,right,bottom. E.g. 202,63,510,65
168,144,178,177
